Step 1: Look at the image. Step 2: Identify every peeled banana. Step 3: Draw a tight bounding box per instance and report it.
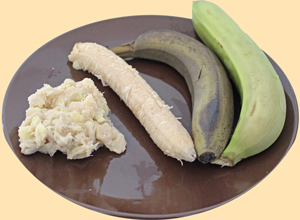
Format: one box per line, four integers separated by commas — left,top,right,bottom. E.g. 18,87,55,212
109,29,234,164
68,42,197,163
192,0,286,166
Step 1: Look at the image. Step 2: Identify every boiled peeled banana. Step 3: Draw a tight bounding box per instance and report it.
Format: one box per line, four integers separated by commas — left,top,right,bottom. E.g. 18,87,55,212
69,42,197,163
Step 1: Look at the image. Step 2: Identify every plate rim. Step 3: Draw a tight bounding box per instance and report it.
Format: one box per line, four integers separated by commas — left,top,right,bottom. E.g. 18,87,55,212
2,15,299,219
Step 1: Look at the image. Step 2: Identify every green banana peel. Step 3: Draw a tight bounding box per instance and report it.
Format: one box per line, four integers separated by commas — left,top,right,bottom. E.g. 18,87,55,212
192,0,286,166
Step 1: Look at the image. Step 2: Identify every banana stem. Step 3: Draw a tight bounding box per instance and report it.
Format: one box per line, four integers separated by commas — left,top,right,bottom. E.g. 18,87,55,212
108,41,135,58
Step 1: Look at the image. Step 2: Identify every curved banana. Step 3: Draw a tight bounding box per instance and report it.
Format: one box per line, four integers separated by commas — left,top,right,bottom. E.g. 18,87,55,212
108,29,234,164
192,0,286,166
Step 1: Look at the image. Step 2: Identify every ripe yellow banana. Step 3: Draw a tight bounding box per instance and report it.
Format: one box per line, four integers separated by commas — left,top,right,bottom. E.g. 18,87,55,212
192,0,286,166
109,29,234,164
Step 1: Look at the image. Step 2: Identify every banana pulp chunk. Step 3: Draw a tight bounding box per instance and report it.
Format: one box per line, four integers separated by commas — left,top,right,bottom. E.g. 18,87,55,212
18,78,126,159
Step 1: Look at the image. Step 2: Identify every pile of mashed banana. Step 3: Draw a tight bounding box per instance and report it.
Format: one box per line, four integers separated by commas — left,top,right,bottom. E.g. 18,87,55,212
18,78,126,159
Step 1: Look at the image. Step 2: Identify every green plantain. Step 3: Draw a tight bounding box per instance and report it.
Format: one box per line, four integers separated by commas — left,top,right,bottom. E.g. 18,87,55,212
108,29,234,163
192,0,286,166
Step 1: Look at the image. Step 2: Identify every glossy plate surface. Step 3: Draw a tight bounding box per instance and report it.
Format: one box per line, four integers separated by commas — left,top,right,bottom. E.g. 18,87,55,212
2,16,298,219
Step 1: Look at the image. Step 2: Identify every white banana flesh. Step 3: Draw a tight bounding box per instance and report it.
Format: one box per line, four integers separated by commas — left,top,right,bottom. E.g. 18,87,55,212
18,78,126,159
68,42,196,162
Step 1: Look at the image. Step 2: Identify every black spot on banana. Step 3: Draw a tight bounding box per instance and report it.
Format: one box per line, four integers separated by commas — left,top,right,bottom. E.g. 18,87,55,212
192,0,286,166
108,29,234,164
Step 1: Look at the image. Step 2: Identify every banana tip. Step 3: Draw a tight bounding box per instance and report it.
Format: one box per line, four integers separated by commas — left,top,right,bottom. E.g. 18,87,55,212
211,157,234,167
198,152,216,164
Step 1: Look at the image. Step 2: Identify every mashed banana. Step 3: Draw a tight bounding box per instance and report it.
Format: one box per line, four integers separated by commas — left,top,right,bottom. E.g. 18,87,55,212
18,78,126,159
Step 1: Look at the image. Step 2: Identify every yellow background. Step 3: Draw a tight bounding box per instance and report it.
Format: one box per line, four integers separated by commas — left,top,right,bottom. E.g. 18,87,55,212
1,0,299,219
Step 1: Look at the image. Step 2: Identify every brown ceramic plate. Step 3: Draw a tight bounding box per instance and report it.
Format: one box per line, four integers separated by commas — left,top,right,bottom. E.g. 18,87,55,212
2,16,298,219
